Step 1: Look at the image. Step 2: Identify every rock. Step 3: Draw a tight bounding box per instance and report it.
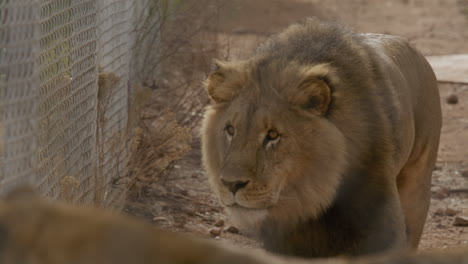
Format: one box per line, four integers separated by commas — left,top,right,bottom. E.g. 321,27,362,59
432,187,450,199
209,227,222,237
445,208,459,216
152,216,169,222
453,216,468,226
226,226,240,234
214,219,225,227
173,216,187,228
446,94,458,104
434,208,445,216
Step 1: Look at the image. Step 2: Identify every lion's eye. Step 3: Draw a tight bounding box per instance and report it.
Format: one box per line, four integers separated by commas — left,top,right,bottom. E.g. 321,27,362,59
266,129,279,141
225,125,235,136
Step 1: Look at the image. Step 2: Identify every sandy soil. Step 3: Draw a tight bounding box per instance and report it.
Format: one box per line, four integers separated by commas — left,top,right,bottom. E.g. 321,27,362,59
124,0,468,255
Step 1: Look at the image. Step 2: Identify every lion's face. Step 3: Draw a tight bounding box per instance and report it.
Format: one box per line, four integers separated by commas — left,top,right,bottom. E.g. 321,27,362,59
202,60,348,231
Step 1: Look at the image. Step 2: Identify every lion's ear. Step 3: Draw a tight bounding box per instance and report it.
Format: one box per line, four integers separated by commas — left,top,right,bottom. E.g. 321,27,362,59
204,60,246,103
291,64,333,115
297,78,331,114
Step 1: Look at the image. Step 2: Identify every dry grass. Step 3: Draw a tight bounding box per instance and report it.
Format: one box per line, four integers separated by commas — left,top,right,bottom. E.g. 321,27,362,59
86,0,224,209
94,68,125,207
125,110,192,199
121,0,224,200
132,0,222,128
94,72,192,207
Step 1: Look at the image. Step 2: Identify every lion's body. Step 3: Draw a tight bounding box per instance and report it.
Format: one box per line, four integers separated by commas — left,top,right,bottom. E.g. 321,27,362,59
1,187,467,264
0,188,269,264
202,19,441,257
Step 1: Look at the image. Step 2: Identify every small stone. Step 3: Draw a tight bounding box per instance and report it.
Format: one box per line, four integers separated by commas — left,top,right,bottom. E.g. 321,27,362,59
191,174,198,178
445,208,459,216
173,216,187,227
152,216,168,222
436,223,446,229
209,227,222,237
434,208,445,216
432,187,450,199
214,219,225,227
446,94,458,104
226,226,240,234
453,216,468,226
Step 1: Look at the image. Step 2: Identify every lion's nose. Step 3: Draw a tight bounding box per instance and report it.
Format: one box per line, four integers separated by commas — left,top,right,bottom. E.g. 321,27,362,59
222,180,249,194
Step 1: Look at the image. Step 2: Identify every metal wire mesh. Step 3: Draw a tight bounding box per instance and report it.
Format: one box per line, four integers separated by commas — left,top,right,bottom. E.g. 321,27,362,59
95,0,136,207
0,0,40,192
0,0,142,206
36,0,99,204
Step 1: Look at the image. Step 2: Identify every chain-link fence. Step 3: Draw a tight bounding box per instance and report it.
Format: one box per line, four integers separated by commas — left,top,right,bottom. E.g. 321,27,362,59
0,0,154,207
0,0,41,192
1,0,220,208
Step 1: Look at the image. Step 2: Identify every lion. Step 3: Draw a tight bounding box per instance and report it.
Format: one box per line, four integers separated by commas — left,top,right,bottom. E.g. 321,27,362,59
0,186,274,264
0,186,466,264
201,18,442,258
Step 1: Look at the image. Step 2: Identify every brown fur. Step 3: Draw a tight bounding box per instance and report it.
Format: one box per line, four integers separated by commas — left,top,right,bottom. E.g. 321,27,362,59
0,187,275,264
0,187,466,264
201,18,441,258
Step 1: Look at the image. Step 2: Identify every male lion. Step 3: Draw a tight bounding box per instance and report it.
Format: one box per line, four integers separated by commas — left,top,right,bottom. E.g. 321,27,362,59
1,187,467,264
0,187,271,264
201,18,442,258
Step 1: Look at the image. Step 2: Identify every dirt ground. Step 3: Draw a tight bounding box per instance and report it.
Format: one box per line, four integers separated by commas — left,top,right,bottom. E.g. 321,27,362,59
124,0,468,255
